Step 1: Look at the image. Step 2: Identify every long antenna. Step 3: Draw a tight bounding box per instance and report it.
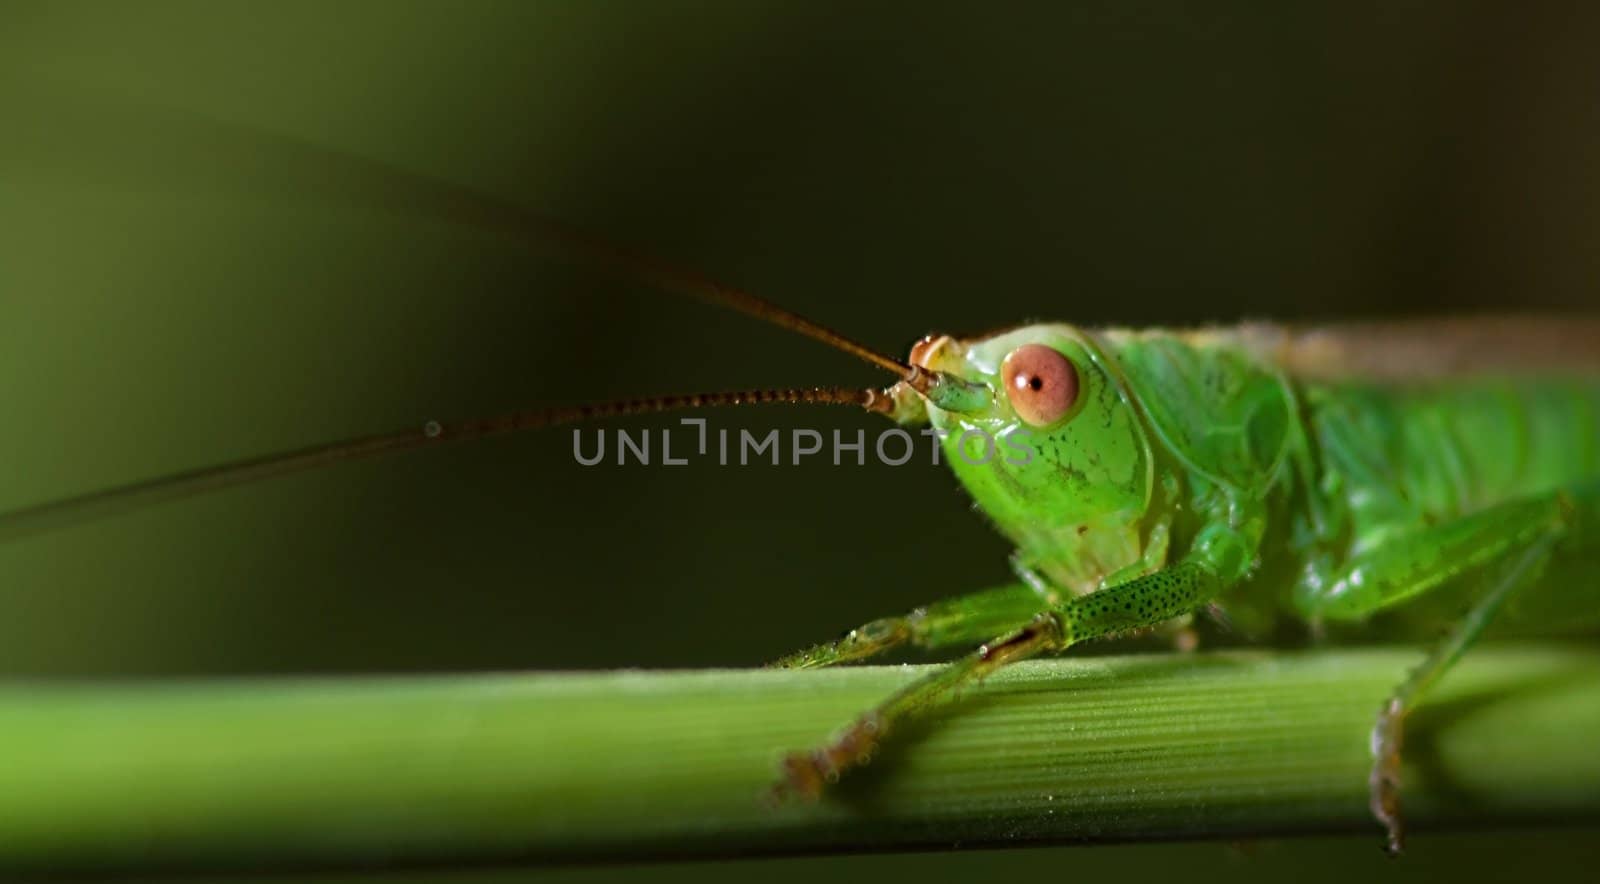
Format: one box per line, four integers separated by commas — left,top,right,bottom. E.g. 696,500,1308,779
62,91,915,378
2,91,986,540
507,217,914,378
0,387,898,543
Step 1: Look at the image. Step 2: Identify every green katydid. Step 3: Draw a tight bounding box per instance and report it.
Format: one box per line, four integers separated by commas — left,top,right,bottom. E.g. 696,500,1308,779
2,105,1597,855
763,317,1600,858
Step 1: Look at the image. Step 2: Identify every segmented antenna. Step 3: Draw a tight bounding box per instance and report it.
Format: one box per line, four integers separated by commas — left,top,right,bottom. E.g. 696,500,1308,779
0,388,897,542
0,94,970,540
519,219,914,378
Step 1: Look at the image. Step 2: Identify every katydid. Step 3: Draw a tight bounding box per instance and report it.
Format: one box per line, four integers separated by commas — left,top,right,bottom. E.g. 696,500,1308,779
2,112,1597,855
764,318,1600,858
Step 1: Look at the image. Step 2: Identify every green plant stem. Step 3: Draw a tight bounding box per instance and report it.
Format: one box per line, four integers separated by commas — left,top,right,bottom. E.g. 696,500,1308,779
0,645,1597,874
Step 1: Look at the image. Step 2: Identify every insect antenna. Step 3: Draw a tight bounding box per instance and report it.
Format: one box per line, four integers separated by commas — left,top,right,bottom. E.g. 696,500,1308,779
513,216,916,379
0,387,901,543
2,91,990,540
61,90,919,381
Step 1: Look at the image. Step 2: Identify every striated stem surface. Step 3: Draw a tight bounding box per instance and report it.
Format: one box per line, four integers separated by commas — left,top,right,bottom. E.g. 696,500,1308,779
0,645,1597,874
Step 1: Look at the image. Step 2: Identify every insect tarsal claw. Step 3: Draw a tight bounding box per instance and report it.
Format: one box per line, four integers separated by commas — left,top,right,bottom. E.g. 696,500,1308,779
776,752,828,801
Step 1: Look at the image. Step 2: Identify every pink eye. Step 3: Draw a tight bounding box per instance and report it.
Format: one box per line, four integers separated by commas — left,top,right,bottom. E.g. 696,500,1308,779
1001,344,1079,426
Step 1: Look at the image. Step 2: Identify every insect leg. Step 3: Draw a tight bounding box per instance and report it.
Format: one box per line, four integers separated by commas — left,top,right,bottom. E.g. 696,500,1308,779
777,560,1221,797
1296,484,1590,855
1293,493,1572,622
1370,535,1556,855
770,582,1051,669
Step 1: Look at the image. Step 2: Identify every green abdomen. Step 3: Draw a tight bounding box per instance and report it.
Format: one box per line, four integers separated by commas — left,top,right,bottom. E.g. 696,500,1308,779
1301,377,1600,635
1307,379,1599,529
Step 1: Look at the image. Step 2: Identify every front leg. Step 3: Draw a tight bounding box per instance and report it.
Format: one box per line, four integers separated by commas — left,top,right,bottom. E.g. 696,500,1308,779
775,520,1176,670
778,559,1223,797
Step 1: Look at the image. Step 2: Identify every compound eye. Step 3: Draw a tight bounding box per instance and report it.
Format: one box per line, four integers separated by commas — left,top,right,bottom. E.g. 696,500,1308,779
1001,344,1079,426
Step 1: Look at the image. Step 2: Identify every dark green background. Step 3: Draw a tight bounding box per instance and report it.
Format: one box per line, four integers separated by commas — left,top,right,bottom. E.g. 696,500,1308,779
1,1,1596,879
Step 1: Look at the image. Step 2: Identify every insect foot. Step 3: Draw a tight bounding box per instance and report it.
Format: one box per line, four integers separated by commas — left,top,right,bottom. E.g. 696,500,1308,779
772,713,886,801
771,614,1064,803
1369,697,1406,856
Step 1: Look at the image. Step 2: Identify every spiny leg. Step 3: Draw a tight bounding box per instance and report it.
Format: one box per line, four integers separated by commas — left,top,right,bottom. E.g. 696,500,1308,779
1295,486,1584,854
777,561,1220,796
769,582,1051,669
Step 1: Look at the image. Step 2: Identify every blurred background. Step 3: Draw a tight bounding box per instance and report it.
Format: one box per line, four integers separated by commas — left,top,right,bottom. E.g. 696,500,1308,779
1,1,1596,879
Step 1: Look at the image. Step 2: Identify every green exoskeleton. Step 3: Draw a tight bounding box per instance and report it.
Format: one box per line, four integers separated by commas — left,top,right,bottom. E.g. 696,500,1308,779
763,319,1600,856
2,112,1596,853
